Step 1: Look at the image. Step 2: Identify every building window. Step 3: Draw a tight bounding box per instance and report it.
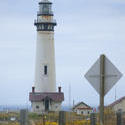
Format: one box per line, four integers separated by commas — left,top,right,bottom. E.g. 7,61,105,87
44,65,48,75
44,24,48,30
88,111,90,114
81,111,83,114
36,105,39,109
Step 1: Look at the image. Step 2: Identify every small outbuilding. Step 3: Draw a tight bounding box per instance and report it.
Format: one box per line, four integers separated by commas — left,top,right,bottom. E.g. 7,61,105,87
72,102,93,115
108,96,125,112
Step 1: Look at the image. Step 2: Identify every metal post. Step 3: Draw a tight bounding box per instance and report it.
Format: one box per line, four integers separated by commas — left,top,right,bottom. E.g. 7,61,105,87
100,55,105,125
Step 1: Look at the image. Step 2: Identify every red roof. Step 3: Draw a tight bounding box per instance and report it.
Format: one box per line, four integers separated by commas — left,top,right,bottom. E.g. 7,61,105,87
29,92,64,102
77,108,93,110
108,96,125,107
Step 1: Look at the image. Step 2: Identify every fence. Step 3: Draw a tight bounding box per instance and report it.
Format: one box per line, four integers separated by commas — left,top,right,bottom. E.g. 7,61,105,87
0,110,125,125
122,112,125,125
31,111,125,125
0,111,20,125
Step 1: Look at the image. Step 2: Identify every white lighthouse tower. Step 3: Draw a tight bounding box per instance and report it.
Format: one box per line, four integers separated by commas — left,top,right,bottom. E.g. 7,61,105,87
29,0,64,113
34,0,56,93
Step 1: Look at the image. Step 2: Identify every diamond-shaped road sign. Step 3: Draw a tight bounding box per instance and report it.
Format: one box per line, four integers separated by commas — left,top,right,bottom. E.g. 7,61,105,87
85,56,123,95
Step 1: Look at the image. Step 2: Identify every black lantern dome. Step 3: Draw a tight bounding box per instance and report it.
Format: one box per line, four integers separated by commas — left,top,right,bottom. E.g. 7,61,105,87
38,0,53,16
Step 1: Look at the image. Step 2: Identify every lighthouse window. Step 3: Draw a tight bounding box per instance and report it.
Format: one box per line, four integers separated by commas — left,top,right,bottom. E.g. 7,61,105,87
38,25,41,30
42,24,44,30
44,24,48,30
44,65,48,75
48,25,51,30
51,26,54,30
42,4,49,14
50,25,52,30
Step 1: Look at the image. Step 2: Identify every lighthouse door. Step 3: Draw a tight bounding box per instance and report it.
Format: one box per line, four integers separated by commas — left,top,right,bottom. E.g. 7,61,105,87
45,98,49,111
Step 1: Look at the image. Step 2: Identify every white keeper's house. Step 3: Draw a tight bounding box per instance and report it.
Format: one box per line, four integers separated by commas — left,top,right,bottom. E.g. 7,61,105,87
72,102,93,115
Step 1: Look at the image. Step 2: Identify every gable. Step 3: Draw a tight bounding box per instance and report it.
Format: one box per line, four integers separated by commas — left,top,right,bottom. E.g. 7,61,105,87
108,96,125,107
73,102,92,110
77,103,89,109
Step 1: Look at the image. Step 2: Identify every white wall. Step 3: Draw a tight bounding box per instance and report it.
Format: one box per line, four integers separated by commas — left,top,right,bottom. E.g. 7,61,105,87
76,109,92,115
112,99,125,112
32,101,62,113
34,31,56,92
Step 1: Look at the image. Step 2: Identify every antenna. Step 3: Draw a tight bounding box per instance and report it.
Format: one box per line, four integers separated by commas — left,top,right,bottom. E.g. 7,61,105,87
115,85,117,101
73,99,75,107
69,84,71,109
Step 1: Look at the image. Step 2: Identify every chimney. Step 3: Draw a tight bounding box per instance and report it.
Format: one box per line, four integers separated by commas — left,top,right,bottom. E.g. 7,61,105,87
58,86,61,93
32,86,35,93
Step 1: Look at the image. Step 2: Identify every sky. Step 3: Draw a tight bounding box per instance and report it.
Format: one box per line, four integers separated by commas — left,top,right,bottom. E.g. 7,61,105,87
0,0,125,107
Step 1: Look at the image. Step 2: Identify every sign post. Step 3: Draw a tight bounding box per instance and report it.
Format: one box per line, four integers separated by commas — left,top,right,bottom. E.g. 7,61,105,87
100,55,105,125
85,54,123,125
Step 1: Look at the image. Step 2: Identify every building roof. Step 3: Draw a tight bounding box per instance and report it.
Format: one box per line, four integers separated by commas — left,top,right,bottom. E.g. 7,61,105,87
29,92,64,102
72,102,92,110
108,96,125,107
39,0,52,4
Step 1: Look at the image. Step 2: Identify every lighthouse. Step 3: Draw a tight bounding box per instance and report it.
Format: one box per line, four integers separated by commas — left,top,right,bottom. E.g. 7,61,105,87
29,0,64,113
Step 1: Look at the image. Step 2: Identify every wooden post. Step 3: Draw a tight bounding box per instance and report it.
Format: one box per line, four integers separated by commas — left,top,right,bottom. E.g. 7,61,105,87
100,55,105,125
59,111,66,125
20,109,28,125
117,111,123,125
90,113,96,125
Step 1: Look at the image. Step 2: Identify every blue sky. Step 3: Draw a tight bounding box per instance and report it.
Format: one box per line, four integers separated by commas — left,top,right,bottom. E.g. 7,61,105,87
0,0,125,107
